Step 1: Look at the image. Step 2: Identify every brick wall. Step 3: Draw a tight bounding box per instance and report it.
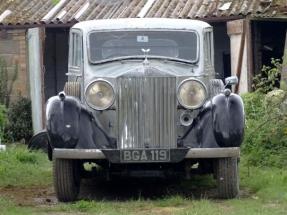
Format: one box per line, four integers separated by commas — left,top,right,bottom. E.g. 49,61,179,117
0,29,29,104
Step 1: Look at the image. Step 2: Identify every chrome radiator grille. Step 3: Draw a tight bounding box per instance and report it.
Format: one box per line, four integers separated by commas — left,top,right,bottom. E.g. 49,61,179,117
118,76,176,149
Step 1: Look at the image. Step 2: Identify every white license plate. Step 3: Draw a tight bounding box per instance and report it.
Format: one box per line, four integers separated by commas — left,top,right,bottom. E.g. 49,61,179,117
120,149,170,163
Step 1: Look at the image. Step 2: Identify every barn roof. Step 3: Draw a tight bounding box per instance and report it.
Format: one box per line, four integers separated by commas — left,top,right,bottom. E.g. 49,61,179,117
0,0,286,26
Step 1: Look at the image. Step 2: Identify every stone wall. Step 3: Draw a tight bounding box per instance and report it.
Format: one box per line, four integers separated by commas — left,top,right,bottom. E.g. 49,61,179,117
0,29,29,104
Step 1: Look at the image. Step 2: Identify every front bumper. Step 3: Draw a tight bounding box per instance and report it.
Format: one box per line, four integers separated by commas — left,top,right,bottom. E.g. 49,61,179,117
53,147,240,163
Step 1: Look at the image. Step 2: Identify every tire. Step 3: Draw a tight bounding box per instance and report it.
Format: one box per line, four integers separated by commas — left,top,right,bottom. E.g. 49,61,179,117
63,82,81,99
215,157,239,199
209,79,224,98
47,143,53,161
28,130,49,153
53,158,81,202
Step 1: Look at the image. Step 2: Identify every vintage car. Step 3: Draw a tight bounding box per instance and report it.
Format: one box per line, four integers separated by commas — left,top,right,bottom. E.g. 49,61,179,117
32,18,244,202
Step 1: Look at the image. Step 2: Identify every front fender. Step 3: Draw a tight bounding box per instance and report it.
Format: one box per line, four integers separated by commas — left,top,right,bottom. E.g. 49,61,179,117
46,93,115,149
46,94,81,148
181,90,244,148
212,92,244,147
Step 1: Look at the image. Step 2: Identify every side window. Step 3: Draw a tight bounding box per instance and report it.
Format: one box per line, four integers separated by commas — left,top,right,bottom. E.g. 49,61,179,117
204,31,213,66
69,31,82,69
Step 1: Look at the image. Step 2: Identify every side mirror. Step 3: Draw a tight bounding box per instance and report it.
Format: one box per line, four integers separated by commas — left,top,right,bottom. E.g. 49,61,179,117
225,76,238,86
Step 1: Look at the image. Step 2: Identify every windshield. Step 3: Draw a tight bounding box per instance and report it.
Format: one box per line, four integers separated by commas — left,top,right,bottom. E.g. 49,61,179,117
88,30,198,63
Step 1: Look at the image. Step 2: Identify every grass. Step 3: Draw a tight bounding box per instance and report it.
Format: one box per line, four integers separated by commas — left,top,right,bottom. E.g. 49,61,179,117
0,198,34,215
240,165,287,202
0,144,52,187
1,196,287,215
0,146,286,214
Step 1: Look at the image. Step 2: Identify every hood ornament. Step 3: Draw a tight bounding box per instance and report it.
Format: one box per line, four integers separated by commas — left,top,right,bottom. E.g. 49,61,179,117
141,48,150,65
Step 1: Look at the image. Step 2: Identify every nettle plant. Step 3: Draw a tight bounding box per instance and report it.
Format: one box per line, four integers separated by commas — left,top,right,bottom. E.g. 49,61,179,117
252,58,282,93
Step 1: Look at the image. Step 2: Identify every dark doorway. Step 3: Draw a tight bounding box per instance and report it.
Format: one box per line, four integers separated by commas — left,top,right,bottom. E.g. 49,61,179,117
212,22,231,79
44,28,70,101
223,53,231,78
252,20,287,74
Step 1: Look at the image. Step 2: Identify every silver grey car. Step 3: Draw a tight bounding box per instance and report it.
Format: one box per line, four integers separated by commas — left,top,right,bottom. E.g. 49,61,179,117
32,18,244,202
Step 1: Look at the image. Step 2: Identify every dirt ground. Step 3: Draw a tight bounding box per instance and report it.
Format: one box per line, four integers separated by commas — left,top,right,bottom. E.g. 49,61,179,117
0,177,225,207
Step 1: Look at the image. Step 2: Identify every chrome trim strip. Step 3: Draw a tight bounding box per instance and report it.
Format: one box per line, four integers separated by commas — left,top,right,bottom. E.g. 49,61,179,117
53,149,105,159
65,72,82,77
185,147,240,158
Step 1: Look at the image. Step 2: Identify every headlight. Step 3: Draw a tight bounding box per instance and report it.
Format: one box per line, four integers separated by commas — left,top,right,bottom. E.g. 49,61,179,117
85,80,115,110
177,79,207,109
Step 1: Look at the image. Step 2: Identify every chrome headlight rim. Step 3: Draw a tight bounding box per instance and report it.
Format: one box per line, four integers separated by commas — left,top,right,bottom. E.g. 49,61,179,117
85,79,115,111
177,78,207,109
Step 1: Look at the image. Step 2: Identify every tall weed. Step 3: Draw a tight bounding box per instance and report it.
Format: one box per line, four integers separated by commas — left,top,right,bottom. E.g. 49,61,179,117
242,92,287,168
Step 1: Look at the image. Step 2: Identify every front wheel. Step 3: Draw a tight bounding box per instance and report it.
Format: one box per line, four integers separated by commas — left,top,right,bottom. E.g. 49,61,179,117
214,157,239,199
53,159,81,202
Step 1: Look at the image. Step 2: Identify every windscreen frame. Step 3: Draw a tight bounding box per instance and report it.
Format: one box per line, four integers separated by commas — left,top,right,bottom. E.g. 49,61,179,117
87,29,200,64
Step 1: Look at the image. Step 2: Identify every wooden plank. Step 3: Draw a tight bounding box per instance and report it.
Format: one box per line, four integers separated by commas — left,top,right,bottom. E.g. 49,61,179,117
281,31,287,89
246,18,254,92
234,20,246,93
227,19,246,93
40,27,46,129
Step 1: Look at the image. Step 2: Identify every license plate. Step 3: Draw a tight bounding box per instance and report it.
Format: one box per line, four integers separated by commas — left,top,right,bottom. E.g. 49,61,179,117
120,149,170,163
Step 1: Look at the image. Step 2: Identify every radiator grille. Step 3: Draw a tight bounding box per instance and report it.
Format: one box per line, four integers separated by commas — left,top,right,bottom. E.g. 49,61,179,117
118,75,176,149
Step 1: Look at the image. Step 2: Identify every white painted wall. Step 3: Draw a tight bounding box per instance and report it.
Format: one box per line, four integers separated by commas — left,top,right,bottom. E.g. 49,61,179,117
229,33,249,93
227,19,250,94
28,28,43,134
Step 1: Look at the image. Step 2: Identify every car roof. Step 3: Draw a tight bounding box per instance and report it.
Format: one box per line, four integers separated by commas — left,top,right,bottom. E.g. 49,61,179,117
72,18,211,33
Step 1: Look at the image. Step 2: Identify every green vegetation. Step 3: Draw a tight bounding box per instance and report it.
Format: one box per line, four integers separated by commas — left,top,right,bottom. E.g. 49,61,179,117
252,58,281,93
242,91,287,168
242,58,287,168
0,198,34,215
0,104,6,139
0,146,286,214
4,98,33,143
0,145,51,187
44,193,287,215
0,57,32,143
240,159,287,203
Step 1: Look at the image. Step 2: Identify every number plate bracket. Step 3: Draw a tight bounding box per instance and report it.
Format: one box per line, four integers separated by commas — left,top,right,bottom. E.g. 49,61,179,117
120,149,170,163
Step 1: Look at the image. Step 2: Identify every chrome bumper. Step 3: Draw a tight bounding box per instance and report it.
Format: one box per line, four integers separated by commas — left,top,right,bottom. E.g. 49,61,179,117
53,147,240,159
185,147,240,158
